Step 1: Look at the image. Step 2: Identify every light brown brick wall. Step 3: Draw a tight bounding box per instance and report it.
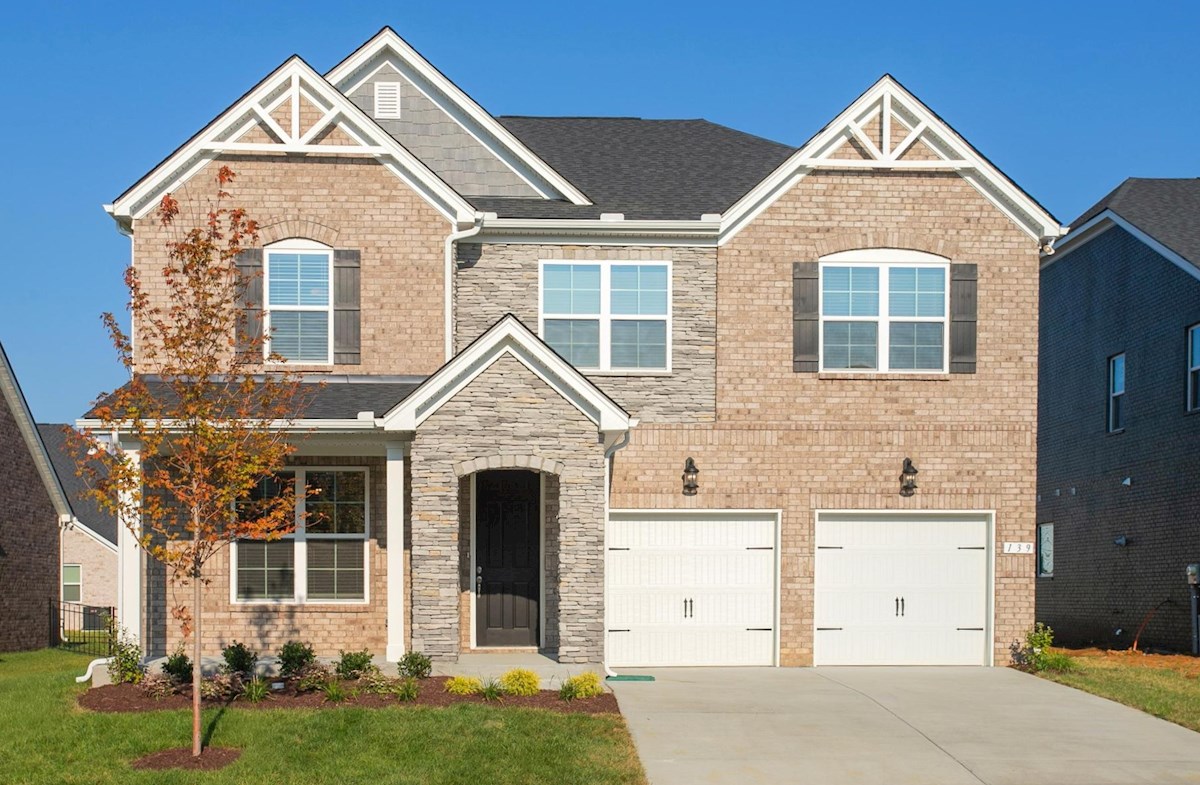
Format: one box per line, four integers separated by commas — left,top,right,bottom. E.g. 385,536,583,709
610,170,1040,666
61,527,117,609
131,154,449,377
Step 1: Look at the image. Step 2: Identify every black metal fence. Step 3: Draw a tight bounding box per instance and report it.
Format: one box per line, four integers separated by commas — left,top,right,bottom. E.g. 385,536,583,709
50,601,115,658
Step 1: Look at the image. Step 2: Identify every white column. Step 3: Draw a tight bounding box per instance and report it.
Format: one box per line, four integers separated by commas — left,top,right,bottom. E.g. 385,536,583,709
385,442,407,662
116,442,142,644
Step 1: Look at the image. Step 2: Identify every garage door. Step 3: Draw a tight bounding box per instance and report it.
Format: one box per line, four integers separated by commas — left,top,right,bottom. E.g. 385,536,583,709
814,513,990,666
606,511,777,667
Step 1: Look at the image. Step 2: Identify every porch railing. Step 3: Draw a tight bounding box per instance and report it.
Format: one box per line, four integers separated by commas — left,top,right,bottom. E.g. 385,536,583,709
50,600,115,659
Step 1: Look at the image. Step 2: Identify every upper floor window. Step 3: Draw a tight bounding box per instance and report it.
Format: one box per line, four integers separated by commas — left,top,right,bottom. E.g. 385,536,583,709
265,240,333,364
1189,325,1200,412
1108,353,1125,432
374,82,401,119
819,251,948,372
539,261,670,371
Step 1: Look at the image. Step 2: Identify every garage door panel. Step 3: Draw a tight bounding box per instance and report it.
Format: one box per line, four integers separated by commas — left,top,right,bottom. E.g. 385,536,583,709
608,626,774,668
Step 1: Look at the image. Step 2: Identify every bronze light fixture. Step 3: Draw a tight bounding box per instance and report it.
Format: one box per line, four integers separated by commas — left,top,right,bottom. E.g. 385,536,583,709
682,457,700,496
899,458,919,497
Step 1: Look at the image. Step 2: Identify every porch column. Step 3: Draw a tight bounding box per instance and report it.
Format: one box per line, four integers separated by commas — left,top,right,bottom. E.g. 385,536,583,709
385,442,407,662
116,442,142,644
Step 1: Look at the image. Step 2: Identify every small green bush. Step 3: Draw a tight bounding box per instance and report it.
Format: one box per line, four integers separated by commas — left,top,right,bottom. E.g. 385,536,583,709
336,649,378,679
444,676,483,695
199,673,240,700
242,676,269,703
161,647,193,683
295,664,332,693
480,679,505,702
1041,650,1079,673
1013,622,1066,672
139,675,175,700
222,640,258,676
499,668,540,696
398,651,433,679
322,679,347,703
559,672,604,701
395,677,420,702
107,629,145,685
277,640,316,678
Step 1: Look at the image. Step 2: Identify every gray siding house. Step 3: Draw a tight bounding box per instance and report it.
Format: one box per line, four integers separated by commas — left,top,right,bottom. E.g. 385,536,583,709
1038,178,1200,651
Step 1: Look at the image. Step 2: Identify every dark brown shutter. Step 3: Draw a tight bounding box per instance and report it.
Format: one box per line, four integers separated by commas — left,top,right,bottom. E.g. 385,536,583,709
234,249,263,363
949,263,977,374
333,249,361,365
793,262,819,372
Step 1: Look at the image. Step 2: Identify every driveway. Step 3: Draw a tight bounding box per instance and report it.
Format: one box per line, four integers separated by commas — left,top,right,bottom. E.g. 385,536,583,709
610,667,1200,785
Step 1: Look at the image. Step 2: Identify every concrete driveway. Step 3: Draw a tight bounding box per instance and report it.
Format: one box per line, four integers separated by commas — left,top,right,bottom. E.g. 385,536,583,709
610,667,1200,785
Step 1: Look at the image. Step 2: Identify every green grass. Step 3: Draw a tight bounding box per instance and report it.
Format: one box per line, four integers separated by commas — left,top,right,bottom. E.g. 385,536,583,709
1040,655,1200,733
0,649,646,785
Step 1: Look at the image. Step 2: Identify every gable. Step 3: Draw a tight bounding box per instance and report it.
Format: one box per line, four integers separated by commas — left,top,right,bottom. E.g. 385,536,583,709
0,345,72,523
719,75,1063,245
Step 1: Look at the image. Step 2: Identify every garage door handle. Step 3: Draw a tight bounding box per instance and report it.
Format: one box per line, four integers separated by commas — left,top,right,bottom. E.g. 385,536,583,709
901,597,905,617
895,597,900,616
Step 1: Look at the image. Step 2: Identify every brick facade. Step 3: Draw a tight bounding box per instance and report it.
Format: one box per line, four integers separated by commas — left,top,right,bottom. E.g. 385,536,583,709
61,527,117,609
1037,226,1200,651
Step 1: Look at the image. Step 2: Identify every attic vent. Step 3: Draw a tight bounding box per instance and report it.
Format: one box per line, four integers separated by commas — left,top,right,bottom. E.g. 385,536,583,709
374,82,401,119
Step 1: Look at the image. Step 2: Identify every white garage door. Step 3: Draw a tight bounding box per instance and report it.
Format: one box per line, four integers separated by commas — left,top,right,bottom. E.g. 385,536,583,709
606,511,778,667
814,513,990,666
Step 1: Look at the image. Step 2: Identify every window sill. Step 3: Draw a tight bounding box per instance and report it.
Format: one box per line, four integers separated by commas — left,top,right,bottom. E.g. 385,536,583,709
818,372,950,381
231,600,370,609
584,369,673,377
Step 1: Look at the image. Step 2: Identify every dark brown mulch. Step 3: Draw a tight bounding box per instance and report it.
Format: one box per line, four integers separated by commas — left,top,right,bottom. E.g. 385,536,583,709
79,676,619,715
130,746,241,771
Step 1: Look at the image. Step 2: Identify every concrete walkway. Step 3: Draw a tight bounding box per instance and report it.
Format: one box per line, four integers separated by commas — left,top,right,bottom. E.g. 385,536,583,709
610,667,1200,785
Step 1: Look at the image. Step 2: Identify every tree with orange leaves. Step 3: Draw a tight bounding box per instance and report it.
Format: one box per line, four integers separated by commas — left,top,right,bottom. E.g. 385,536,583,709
72,167,313,758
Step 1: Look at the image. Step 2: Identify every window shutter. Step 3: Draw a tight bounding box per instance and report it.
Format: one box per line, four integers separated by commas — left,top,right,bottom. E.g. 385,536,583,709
949,263,978,374
333,250,361,365
793,262,819,372
234,249,263,363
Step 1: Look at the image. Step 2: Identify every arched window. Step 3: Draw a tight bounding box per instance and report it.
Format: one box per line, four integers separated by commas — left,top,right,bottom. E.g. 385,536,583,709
263,238,334,364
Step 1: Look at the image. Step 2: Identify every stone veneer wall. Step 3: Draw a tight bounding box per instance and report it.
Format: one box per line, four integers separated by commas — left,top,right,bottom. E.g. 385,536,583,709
455,244,716,424
410,354,605,663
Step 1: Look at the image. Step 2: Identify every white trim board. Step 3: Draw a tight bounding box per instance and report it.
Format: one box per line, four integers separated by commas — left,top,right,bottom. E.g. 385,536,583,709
108,56,477,227
1042,209,1200,283
326,28,590,206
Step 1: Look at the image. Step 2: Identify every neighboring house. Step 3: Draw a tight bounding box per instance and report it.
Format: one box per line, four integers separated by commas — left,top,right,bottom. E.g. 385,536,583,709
1037,178,1200,652
0,344,68,652
38,424,119,610
87,28,1062,667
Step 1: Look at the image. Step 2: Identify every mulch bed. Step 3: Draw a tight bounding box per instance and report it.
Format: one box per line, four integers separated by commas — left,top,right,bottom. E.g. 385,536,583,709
1059,647,1200,678
79,676,619,715
131,747,241,771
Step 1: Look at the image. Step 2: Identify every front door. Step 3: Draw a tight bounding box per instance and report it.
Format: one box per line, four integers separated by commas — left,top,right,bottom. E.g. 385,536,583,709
475,470,540,647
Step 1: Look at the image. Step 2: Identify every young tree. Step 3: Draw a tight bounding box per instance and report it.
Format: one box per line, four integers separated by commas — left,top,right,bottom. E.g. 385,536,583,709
72,167,313,757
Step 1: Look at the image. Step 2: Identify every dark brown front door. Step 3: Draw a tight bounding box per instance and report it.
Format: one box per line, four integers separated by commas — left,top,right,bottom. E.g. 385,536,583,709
475,470,540,647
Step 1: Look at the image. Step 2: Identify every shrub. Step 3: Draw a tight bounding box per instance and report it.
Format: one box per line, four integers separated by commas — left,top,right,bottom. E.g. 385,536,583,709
395,677,420,702
444,676,483,695
277,640,316,678
1012,622,1066,673
295,664,333,693
559,672,604,701
336,649,378,679
398,651,433,679
242,676,269,703
161,647,193,683
107,629,145,685
499,668,540,696
222,640,258,676
139,675,176,700
199,673,241,701
322,679,347,703
361,673,420,701
1041,650,1079,673
480,679,506,702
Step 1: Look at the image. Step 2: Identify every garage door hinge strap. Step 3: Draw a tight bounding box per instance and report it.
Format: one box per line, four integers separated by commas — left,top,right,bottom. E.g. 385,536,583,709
746,628,773,632
607,547,630,551
816,546,843,549
957,546,986,550
816,627,843,631
745,546,773,550
956,627,984,631
608,629,631,633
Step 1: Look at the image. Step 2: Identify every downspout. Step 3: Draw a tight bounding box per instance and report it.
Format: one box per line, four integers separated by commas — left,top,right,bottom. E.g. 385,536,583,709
602,422,636,678
444,217,484,362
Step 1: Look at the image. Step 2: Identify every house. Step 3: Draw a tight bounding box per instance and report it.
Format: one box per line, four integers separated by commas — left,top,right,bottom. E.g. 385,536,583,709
38,424,118,610
86,27,1062,667
1037,178,1200,652
0,344,68,652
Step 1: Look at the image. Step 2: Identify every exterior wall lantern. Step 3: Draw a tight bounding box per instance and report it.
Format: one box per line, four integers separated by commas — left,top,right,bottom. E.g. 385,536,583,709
682,457,700,496
899,458,919,497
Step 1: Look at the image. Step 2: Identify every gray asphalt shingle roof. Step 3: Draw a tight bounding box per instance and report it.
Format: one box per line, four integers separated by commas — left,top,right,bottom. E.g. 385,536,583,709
472,117,797,220
37,424,118,546
1071,178,1200,270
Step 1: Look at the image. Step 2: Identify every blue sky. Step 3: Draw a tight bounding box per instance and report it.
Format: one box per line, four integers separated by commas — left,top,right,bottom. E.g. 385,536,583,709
2,1,1197,422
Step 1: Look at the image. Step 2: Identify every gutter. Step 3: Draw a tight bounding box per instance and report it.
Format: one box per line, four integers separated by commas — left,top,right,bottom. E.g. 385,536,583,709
444,218,484,362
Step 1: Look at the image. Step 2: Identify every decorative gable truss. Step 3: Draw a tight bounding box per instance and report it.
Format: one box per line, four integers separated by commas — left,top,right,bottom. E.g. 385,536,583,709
107,57,478,227
720,75,1063,244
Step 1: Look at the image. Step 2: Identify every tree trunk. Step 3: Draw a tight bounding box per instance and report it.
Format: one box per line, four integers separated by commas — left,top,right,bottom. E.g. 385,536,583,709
192,535,202,757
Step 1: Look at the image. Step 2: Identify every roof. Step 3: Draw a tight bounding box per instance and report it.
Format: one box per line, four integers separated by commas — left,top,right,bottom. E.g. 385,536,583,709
85,377,425,421
471,117,797,220
36,424,117,546
1069,178,1200,270
0,343,72,522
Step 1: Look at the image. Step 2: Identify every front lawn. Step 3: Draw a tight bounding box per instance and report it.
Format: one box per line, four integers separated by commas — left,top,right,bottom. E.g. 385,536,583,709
0,649,646,785
1039,649,1200,733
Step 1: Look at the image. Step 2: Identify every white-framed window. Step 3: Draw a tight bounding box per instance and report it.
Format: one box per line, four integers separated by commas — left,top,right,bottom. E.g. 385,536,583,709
1188,325,1200,412
539,261,671,372
1108,353,1125,432
1037,523,1054,577
264,239,334,364
818,250,949,372
232,467,369,605
62,564,82,603
374,81,401,119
